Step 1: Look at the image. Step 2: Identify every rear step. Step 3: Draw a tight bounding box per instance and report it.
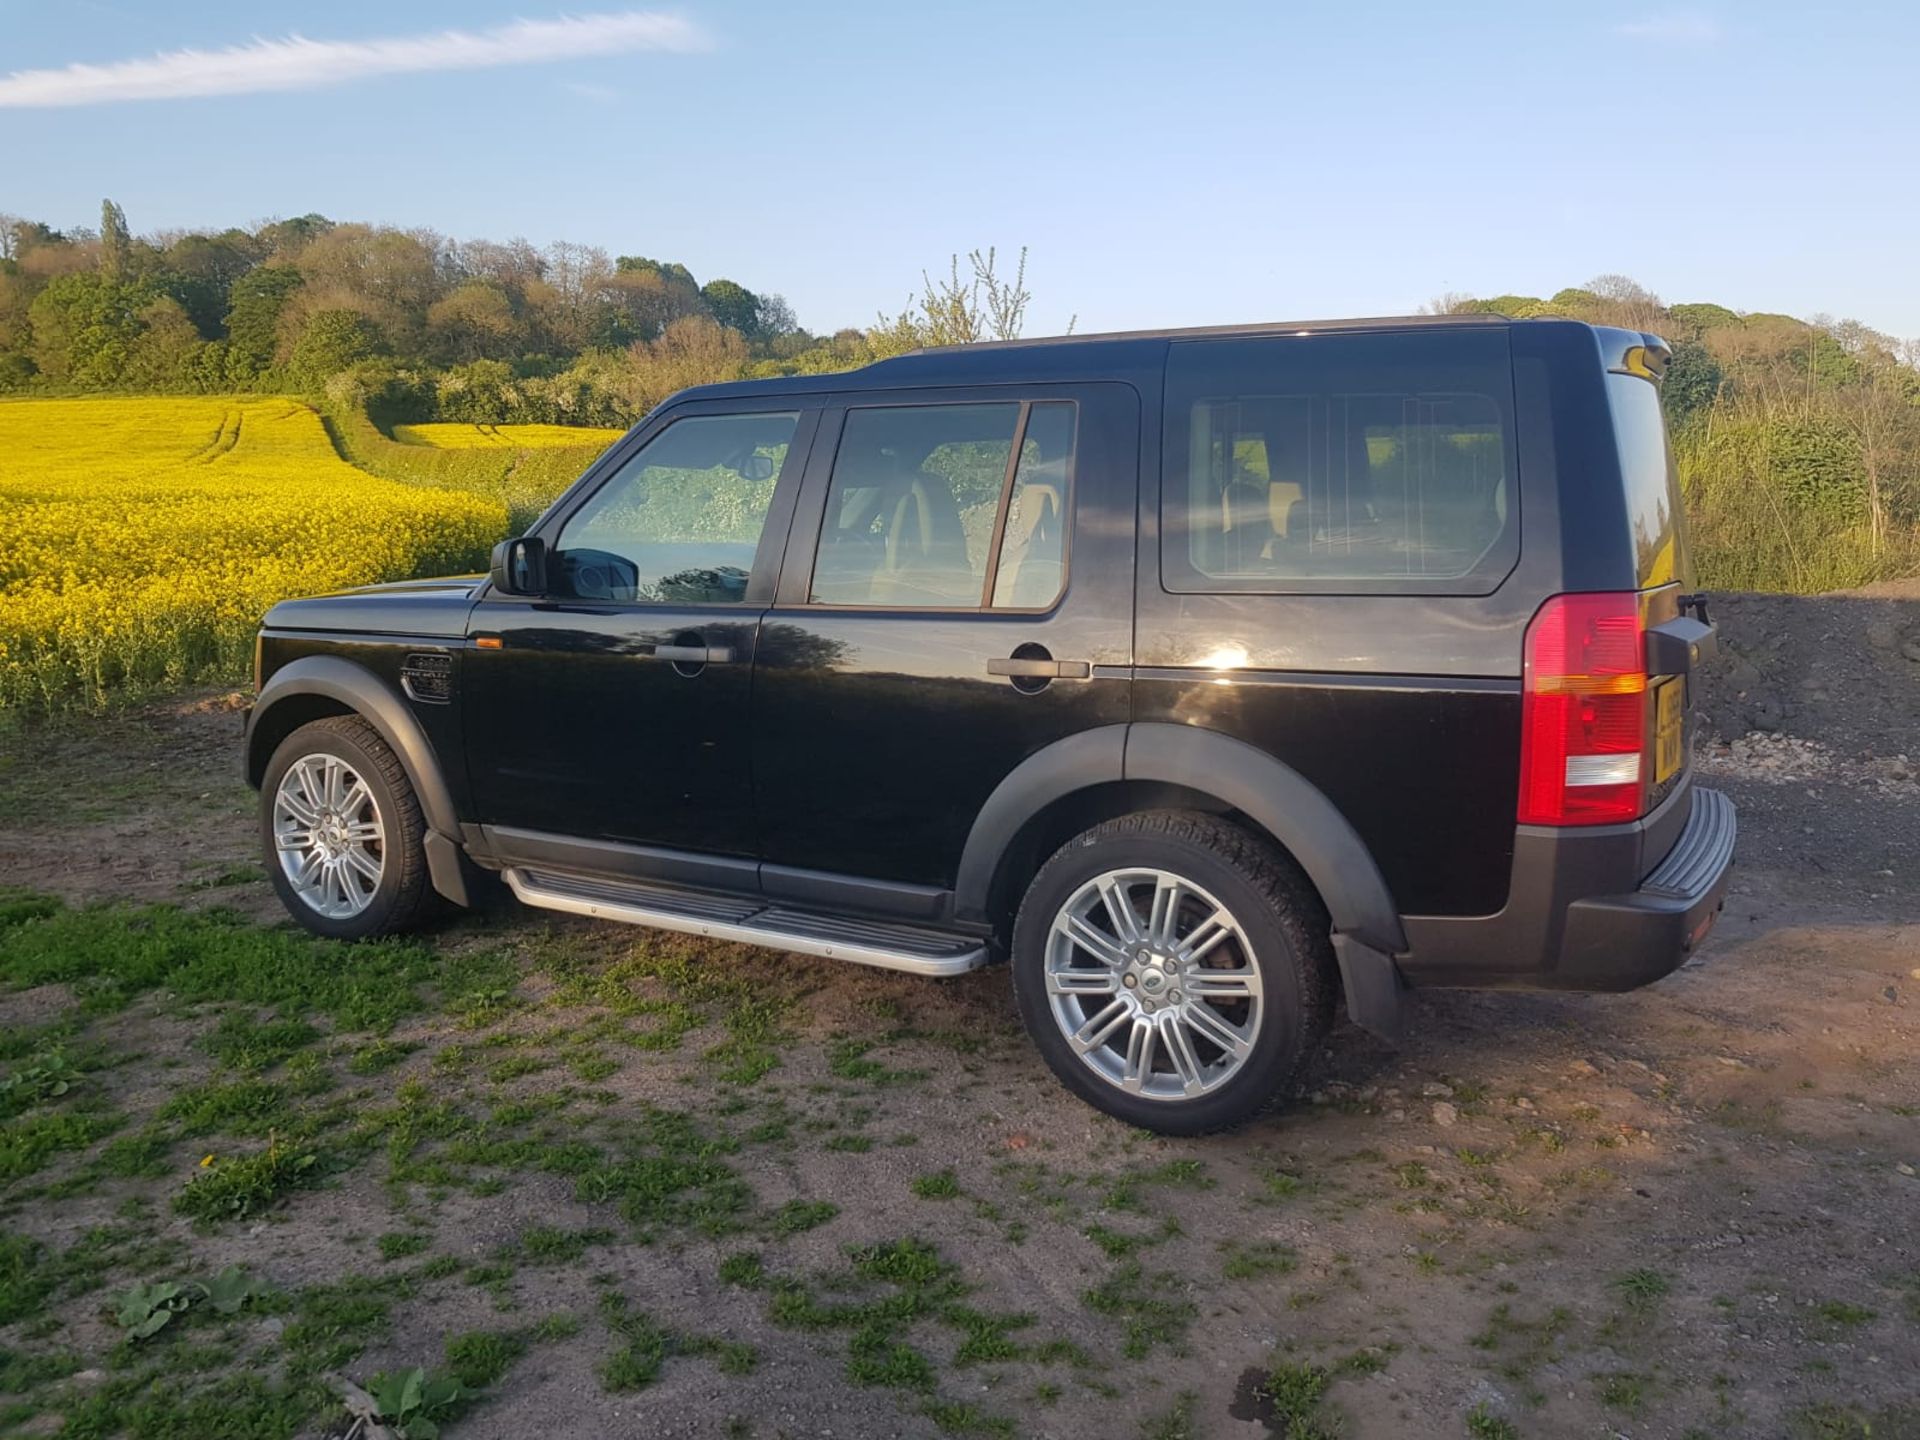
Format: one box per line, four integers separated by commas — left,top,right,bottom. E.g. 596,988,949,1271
502,867,989,978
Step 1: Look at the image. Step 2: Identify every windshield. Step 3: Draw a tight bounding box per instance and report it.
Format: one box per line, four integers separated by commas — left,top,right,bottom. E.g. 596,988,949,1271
1606,373,1689,589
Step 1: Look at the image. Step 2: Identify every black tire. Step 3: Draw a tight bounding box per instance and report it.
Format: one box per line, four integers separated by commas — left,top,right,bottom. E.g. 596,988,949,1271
1010,811,1335,1135
259,716,438,940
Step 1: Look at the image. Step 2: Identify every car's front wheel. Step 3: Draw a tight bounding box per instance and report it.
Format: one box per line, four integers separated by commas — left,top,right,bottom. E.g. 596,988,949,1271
260,716,436,939
1010,812,1334,1134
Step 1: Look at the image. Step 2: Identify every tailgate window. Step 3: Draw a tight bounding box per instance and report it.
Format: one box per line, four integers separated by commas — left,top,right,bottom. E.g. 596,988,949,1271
1606,373,1690,591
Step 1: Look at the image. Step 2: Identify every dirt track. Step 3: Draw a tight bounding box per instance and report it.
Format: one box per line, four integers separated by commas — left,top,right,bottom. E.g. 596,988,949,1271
0,588,1916,1439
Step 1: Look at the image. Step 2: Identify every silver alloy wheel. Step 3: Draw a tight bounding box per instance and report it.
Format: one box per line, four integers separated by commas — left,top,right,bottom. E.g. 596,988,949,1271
272,751,385,920
1045,867,1263,1101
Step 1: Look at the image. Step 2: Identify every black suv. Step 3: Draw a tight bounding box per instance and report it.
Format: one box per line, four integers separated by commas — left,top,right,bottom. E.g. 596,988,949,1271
245,316,1735,1133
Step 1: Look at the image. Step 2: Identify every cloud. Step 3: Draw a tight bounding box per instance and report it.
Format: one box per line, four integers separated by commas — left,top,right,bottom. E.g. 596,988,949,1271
0,11,709,109
1615,13,1722,44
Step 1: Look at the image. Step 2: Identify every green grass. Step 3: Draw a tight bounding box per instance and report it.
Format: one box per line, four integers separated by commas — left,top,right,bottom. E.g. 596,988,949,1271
912,1169,961,1200
1221,1240,1298,1279
173,1137,324,1223
1466,1403,1520,1439
515,1225,613,1265
0,1108,123,1185
1613,1267,1672,1313
1082,1263,1197,1358
158,1079,289,1137
377,1232,429,1262
0,897,436,1028
1261,1362,1338,1440
445,1328,527,1388
767,1199,839,1236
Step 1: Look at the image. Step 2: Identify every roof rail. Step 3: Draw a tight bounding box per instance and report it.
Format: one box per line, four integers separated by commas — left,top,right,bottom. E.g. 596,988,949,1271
903,312,1514,357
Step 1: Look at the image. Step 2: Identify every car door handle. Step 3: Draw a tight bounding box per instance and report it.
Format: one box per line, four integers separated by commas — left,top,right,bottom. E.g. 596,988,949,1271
987,657,1090,679
652,644,735,665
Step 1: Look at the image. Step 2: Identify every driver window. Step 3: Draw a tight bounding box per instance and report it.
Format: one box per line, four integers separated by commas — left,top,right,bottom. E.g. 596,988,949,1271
552,412,797,603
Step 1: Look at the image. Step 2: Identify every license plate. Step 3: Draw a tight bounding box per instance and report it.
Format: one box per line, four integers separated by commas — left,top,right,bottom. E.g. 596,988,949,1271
1655,679,1685,784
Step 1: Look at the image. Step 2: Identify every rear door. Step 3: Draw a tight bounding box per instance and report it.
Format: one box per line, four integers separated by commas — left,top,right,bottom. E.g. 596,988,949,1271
750,383,1138,900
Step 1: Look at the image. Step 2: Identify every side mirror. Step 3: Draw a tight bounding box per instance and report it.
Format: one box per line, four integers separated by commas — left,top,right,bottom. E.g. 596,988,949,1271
489,536,548,596
737,453,775,483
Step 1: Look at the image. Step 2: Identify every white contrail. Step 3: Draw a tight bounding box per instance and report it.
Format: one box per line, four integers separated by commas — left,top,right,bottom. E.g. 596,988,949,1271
0,11,710,108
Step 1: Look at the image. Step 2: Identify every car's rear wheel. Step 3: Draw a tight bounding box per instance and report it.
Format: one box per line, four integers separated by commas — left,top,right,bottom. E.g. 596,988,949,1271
260,716,435,939
1010,811,1334,1134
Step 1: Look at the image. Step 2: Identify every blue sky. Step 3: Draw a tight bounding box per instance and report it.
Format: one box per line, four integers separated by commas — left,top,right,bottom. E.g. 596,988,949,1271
3,0,1916,339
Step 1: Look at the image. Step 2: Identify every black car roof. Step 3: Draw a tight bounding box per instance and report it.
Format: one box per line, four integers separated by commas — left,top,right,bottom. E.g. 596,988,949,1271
671,313,1528,403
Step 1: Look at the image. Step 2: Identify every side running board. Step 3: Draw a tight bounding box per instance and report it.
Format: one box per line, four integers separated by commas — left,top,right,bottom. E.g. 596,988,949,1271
502,867,989,978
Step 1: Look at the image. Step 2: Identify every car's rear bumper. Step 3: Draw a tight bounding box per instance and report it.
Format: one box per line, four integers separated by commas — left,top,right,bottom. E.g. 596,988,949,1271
1551,786,1736,989
1397,781,1736,991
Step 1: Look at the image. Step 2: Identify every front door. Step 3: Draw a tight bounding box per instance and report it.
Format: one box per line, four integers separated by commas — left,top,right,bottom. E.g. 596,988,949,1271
751,384,1137,897
464,405,815,858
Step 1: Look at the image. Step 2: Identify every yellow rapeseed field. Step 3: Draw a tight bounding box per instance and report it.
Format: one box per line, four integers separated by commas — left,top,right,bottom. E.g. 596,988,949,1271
0,397,507,712
391,421,626,450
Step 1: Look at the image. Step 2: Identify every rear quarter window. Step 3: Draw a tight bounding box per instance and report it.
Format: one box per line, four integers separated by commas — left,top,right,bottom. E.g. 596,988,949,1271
1162,328,1519,595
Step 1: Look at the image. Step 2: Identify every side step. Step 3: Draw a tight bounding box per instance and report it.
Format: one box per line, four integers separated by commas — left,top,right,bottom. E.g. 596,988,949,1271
502,867,989,978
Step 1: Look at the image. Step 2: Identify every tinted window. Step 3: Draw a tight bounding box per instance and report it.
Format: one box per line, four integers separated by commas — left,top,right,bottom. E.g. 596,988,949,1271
1163,329,1517,591
812,401,1077,609
991,402,1075,608
1607,373,1687,588
554,412,796,603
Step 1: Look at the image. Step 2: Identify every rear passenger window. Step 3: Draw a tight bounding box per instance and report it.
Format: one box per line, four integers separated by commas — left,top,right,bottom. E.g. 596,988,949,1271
811,401,1076,609
1163,329,1518,593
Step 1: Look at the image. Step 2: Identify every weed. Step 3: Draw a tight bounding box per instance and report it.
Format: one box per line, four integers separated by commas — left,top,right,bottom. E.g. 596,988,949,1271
1613,1268,1672,1312
825,1133,873,1153
516,1225,613,1265
1393,1160,1431,1189
158,1079,288,1137
1261,1362,1338,1439
719,1251,768,1288
945,1303,1034,1364
0,898,436,1027
922,1398,1016,1437
530,1312,582,1342
1106,1158,1213,1209
116,1280,198,1341
445,1329,527,1388
1465,1403,1520,1439
200,1012,321,1071
768,1199,839,1236
596,1292,733,1392
1597,1371,1649,1415
378,1232,429,1262
0,1048,85,1115
1083,1263,1197,1358
1813,1300,1876,1330
913,1169,961,1200
0,1108,123,1185
283,1274,412,1376
847,1321,936,1389
174,1134,322,1223
360,1366,475,1439
1259,1168,1308,1202
1221,1240,1298,1280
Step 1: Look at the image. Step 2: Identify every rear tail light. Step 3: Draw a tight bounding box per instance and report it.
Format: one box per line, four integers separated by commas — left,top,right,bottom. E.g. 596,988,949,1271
1517,593,1648,825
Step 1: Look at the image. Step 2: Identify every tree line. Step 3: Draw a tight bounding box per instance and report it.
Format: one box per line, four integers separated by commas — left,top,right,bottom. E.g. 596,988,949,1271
0,201,1028,428
3,202,1915,590
1436,277,1920,590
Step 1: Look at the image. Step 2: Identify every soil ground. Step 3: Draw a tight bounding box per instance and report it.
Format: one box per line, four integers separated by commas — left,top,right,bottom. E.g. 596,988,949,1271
0,588,1916,1440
